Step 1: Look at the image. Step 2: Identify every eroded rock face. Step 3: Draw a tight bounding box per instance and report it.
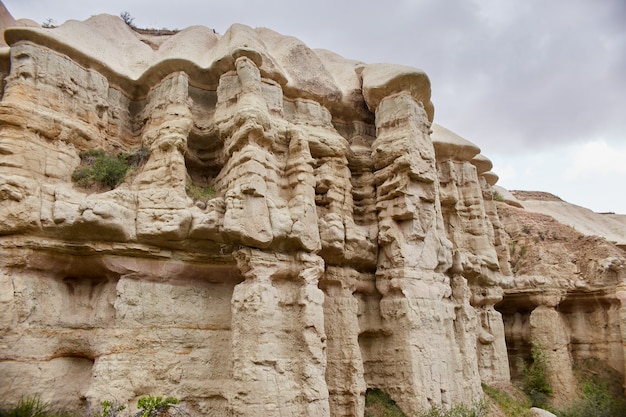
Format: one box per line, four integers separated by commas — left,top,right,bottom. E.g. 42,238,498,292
0,7,624,417
496,204,626,402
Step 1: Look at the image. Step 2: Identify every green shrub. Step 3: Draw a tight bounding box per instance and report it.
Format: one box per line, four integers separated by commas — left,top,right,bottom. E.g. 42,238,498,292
0,396,73,417
72,150,128,189
364,389,487,417
134,396,180,417
364,389,407,417
415,401,488,417
186,182,216,203
522,342,552,407
92,401,125,417
555,378,626,417
482,384,531,417
72,148,149,190
0,396,49,417
0,394,191,417
492,191,505,202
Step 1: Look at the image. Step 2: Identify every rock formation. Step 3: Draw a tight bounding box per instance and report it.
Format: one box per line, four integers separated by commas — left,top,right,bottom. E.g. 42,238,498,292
0,3,624,416
497,192,626,405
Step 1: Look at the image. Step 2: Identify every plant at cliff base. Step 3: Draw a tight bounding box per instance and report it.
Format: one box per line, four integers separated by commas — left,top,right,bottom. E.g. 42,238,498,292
555,376,626,417
0,395,73,417
133,396,189,417
415,401,488,417
0,396,49,417
364,389,407,417
92,401,126,417
364,389,487,417
482,384,531,417
522,342,552,407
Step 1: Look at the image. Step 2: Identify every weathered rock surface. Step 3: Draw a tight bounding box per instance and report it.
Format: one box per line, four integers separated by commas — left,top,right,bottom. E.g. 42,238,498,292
496,201,626,404
0,4,624,416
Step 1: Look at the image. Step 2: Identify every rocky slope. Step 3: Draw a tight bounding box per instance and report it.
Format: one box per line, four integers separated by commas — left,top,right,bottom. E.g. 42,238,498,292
510,190,626,249
0,3,624,416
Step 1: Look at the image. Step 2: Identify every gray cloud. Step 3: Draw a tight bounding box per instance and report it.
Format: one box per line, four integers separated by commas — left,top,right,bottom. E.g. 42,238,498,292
3,0,625,210
4,0,624,150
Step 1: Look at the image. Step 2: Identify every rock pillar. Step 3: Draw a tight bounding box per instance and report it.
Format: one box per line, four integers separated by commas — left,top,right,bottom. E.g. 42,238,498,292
217,57,276,248
321,267,367,417
370,91,481,411
134,72,193,241
528,294,577,403
435,147,511,385
231,249,329,417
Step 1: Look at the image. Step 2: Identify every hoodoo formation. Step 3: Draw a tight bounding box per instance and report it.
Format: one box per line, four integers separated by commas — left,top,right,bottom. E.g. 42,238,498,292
0,3,624,416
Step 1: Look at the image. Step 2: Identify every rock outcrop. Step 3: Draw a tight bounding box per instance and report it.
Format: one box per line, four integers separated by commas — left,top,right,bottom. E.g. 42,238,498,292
0,4,624,416
496,199,626,404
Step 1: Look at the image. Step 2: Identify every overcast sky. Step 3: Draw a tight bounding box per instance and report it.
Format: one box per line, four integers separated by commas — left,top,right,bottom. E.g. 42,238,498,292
4,0,626,213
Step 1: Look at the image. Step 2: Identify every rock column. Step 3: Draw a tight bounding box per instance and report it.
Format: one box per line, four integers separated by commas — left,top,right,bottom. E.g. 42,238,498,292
436,152,511,385
134,72,193,241
321,267,366,417
231,249,329,417
528,294,577,403
370,91,480,411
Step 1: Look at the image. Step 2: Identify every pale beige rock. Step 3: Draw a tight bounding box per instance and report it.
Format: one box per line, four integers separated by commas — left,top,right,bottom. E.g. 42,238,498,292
0,6,624,417
470,153,493,175
435,147,511,384
431,123,481,162
530,408,558,417
497,201,626,398
0,2,38,48
492,185,524,208
482,171,499,186
529,306,577,403
361,63,434,122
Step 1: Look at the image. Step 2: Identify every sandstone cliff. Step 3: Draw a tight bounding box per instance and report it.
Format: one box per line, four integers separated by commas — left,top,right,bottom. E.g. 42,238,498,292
0,4,624,417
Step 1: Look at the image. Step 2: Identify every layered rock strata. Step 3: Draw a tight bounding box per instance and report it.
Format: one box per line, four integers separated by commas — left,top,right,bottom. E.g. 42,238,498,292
496,205,626,402
0,5,624,416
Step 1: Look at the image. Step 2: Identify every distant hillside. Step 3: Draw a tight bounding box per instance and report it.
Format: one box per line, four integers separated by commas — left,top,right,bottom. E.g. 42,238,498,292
510,190,626,250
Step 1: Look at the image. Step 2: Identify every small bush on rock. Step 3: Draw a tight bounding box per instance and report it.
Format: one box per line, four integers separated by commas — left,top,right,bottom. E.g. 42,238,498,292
482,384,532,417
92,401,125,417
133,396,188,417
415,401,488,417
72,148,149,190
364,388,488,417
555,377,626,417
364,389,407,417
522,342,552,407
185,182,216,203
